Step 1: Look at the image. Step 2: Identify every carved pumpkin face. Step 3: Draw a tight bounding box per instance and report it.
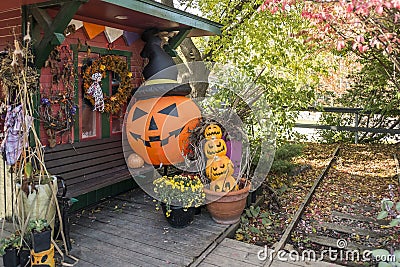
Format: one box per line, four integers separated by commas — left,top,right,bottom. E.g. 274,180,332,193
126,96,201,165
210,176,238,192
209,156,234,181
205,159,213,178
204,124,222,140
204,138,227,159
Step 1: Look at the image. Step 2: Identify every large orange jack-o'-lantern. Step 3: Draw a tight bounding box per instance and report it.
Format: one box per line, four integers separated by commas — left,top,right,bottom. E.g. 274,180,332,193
126,96,200,165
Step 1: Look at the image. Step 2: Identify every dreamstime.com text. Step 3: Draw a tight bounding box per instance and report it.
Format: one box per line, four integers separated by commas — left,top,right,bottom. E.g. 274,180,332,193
257,239,396,263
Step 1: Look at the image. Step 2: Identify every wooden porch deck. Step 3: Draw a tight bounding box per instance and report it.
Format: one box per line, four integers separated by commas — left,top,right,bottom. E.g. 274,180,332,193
67,188,230,266
67,188,344,267
1,187,344,267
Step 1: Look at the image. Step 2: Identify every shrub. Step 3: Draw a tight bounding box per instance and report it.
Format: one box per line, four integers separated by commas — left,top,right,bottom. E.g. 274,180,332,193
270,143,303,175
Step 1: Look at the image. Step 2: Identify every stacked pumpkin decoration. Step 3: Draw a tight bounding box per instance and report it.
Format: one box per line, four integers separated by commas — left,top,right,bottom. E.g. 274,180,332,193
204,124,238,192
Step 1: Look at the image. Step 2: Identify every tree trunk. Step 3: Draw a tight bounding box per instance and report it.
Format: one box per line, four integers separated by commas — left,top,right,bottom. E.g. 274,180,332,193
160,0,174,6
160,0,209,98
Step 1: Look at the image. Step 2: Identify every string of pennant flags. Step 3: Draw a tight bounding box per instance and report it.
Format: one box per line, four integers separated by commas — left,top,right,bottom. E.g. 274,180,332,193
68,19,140,46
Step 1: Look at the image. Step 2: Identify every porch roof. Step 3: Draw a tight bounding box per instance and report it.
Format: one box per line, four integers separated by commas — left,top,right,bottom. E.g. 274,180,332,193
30,0,222,37
24,0,222,67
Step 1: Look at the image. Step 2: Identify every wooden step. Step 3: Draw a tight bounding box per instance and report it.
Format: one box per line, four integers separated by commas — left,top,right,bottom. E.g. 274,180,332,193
314,221,386,238
308,234,372,252
331,211,389,225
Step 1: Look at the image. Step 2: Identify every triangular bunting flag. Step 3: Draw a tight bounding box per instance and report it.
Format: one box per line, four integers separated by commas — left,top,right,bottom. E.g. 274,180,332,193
83,22,105,39
123,31,140,46
105,27,124,43
69,19,83,30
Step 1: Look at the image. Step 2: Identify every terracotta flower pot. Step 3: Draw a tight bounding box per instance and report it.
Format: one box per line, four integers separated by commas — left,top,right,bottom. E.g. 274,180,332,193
204,179,251,224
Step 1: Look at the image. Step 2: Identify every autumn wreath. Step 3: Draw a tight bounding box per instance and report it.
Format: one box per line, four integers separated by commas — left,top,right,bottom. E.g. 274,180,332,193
82,55,133,114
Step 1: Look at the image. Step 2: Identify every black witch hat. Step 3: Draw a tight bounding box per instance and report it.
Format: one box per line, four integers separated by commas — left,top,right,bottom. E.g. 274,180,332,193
135,28,191,99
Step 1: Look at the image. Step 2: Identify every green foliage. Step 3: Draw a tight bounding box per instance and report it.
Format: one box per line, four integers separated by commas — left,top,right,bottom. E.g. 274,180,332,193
270,143,303,174
372,196,400,266
236,206,274,242
371,248,400,267
378,199,400,227
319,58,400,143
0,234,21,256
28,219,49,233
183,0,330,141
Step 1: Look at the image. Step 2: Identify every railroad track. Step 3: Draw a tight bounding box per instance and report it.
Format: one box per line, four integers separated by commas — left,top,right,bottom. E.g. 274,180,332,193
267,144,399,267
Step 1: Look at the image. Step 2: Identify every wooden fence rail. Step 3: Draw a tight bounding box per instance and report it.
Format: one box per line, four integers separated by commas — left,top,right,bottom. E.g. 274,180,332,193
292,106,400,143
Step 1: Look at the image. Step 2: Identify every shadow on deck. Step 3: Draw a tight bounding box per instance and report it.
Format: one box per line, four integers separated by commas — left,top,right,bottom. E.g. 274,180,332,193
68,188,232,266
0,188,344,267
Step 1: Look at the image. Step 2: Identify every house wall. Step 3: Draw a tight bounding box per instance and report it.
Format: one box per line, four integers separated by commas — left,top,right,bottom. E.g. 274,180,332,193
38,25,145,146
0,7,22,50
0,16,146,216
0,4,21,219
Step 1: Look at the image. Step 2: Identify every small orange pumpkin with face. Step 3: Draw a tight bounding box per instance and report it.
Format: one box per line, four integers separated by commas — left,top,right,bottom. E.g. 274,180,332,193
204,124,222,140
209,155,234,181
204,138,227,159
126,96,201,165
210,176,238,192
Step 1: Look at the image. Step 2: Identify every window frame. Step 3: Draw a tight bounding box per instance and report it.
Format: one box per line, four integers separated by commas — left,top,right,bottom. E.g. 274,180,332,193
71,44,132,142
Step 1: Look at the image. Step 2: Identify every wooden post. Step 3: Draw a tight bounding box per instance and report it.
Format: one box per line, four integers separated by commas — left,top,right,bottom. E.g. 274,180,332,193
0,155,14,219
354,112,359,144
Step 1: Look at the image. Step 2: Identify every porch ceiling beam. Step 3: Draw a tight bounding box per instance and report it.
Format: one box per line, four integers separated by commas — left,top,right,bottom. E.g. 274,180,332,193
163,28,191,57
28,0,88,68
169,28,191,50
30,7,52,34
28,0,79,8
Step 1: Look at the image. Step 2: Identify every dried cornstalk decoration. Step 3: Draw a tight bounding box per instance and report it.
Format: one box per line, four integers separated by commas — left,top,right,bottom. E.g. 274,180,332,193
40,45,77,147
0,25,76,262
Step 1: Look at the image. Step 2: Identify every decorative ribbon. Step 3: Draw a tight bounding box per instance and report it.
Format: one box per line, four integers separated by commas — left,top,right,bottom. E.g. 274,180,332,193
144,79,178,86
69,19,83,30
123,31,140,46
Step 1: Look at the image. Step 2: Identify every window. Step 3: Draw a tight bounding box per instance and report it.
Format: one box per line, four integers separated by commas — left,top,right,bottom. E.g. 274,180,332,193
78,52,101,140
